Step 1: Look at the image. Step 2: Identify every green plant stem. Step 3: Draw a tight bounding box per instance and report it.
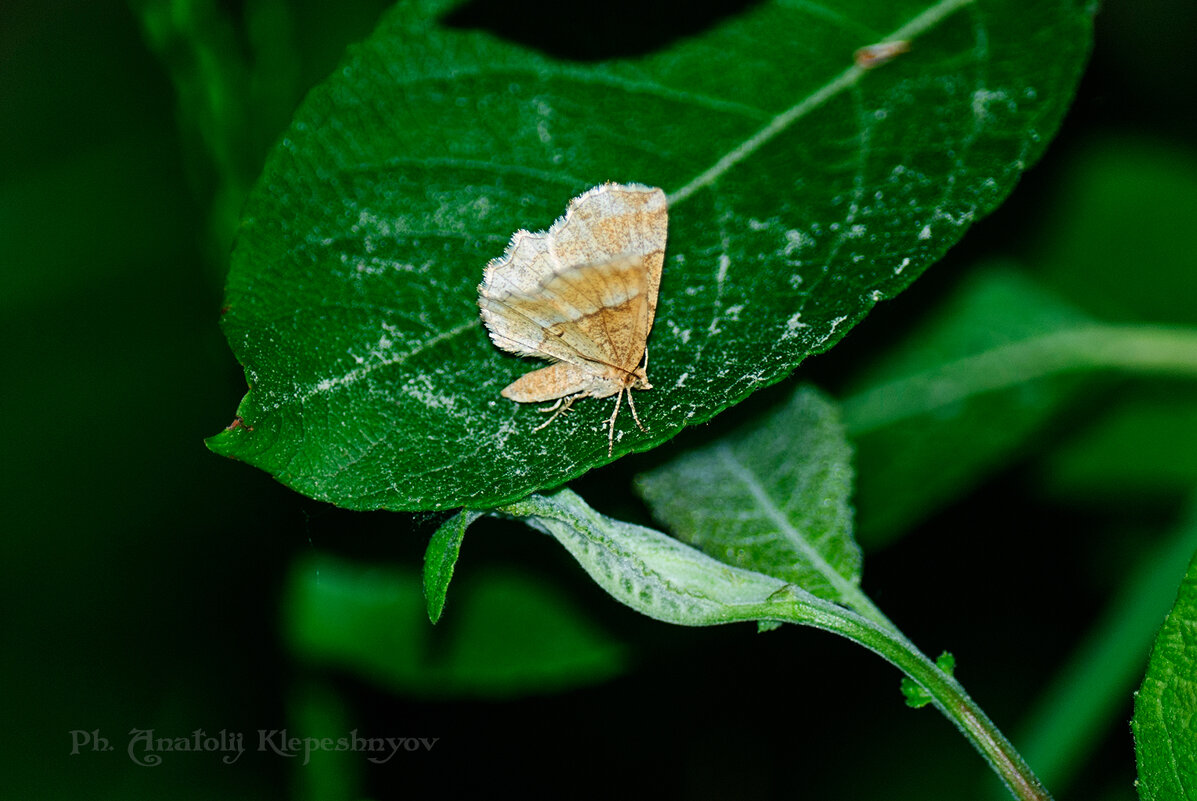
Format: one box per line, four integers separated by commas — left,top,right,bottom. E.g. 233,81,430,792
843,324,1197,435
507,492,1051,800
769,604,1052,801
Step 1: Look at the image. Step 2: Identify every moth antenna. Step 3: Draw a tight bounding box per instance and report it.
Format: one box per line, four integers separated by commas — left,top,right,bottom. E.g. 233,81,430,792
606,389,624,456
626,388,646,433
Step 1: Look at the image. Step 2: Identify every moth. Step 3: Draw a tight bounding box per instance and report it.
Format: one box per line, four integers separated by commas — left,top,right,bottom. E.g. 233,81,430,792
478,182,668,456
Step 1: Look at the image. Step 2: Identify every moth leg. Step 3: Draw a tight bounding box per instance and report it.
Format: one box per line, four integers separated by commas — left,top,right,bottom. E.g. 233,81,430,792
533,394,580,432
536,398,565,414
625,389,647,433
605,389,625,456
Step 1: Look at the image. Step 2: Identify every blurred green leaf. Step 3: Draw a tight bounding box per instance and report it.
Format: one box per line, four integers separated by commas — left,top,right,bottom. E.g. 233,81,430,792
208,0,1093,511
1009,501,1197,798
289,682,363,801
1042,392,1197,501
844,265,1092,544
1028,136,1197,326
1133,538,1197,800
635,386,862,607
285,554,627,696
422,508,480,623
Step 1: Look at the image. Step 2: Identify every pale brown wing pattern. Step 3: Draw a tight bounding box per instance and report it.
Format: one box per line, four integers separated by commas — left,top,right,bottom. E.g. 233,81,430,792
478,183,668,454
478,183,667,376
500,361,607,404
550,184,666,326
478,260,650,375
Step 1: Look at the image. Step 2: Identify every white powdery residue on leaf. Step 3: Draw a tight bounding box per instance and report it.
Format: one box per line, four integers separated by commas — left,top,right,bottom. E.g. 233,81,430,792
472,195,492,218
282,320,476,411
919,224,932,240
674,372,689,389
533,98,554,144
971,88,1012,120
725,305,744,322
354,259,389,277
715,252,731,287
895,256,911,275
664,319,693,344
493,417,520,448
402,373,459,414
933,206,976,228
782,311,809,339
784,229,815,256
352,209,394,237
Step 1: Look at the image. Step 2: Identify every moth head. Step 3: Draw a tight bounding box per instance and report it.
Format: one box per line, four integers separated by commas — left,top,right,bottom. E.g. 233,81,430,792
628,365,651,391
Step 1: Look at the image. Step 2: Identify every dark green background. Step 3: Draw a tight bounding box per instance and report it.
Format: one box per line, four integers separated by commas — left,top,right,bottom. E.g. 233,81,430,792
3,1,1194,799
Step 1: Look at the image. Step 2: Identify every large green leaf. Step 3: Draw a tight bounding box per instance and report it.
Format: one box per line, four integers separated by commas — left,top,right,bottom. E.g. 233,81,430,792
634,386,864,608
1134,540,1197,800
208,0,1093,510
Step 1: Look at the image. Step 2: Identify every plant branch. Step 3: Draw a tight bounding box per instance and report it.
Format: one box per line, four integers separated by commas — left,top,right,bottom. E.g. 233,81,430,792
503,490,1051,801
842,324,1197,435
770,604,1052,801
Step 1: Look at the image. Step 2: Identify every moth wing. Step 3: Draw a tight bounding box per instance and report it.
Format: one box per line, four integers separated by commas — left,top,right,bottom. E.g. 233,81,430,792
478,182,668,374
534,255,653,373
551,184,667,326
501,361,614,403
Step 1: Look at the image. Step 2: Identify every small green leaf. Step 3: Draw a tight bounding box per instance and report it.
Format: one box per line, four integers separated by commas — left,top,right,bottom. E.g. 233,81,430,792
286,554,628,696
1133,544,1197,800
634,386,864,609
901,651,956,708
208,0,1094,511
502,489,796,626
423,508,481,623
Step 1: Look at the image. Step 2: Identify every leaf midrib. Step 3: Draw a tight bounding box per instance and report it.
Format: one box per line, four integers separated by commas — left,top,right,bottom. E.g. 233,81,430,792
714,442,865,607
